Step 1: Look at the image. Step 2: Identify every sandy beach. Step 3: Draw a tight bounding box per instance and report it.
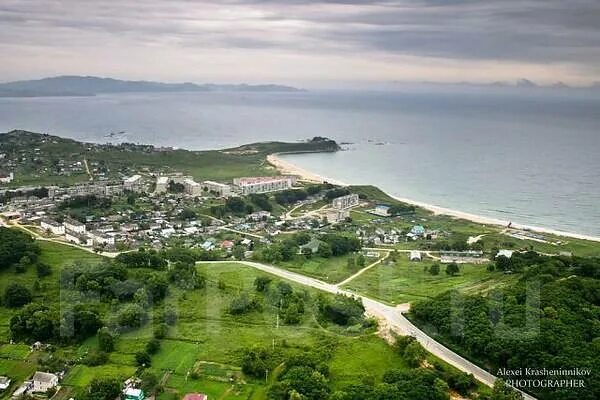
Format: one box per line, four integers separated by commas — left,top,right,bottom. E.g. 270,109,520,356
268,153,600,243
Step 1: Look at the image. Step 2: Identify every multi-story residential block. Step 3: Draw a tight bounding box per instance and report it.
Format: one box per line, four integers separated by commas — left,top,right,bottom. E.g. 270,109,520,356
233,176,296,195
202,180,232,197
331,193,359,210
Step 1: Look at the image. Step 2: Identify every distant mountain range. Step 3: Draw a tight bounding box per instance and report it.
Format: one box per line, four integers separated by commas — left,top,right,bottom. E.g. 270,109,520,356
398,78,600,90
0,76,304,97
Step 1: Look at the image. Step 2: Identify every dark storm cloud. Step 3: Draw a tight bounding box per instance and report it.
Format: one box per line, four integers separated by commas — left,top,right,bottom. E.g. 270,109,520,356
0,0,599,77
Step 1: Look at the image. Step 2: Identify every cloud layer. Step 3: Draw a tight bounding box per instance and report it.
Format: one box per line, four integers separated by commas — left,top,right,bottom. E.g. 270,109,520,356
1,0,599,86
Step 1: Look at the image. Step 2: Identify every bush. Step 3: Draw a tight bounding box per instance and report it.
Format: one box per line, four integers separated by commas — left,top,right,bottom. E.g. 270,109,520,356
317,294,365,326
254,276,272,292
4,283,32,308
97,327,116,352
36,262,52,277
82,350,109,366
135,351,152,367
153,323,168,339
145,338,161,354
116,304,148,330
229,293,262,315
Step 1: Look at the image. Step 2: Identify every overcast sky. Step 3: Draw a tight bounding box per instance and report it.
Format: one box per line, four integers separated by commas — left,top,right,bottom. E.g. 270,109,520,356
1,0,599,87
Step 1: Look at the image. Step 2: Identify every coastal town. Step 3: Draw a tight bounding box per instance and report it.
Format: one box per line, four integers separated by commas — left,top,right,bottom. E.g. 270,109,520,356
0,132,598,400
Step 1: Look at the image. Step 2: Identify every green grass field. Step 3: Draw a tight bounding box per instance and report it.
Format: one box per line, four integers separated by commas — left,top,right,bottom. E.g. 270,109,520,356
342,256,517,305
276,253,381,284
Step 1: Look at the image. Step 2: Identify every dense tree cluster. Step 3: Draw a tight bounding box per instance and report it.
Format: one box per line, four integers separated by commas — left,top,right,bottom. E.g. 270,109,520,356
229,292,262,315
411,254,600,400
10,303,101,342
167,261,206,290
3,283,32,308
317,294,365,326
275,189,308,205
115,249,168,269
0,227,40,271
324,188,351,200
248,193,273,212
320,234,361,257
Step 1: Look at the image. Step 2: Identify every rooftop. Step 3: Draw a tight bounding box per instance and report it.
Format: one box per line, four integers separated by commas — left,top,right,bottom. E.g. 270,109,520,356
32,371,57,383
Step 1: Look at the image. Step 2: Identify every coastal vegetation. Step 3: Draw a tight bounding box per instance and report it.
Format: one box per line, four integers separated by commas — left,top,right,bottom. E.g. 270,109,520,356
410,253,600,400
0,237,493,400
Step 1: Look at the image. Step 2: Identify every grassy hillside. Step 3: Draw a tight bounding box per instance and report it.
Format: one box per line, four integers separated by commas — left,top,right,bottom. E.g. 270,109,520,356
0,131,339,186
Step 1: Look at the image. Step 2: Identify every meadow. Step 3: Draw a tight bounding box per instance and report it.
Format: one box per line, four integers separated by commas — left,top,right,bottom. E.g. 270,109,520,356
342,256,517,305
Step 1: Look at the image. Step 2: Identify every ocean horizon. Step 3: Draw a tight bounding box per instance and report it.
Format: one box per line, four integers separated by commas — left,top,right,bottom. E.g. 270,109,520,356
1,88,599,236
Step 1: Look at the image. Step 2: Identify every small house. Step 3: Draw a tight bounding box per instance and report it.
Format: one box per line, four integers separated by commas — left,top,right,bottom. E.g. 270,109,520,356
32,371,58,393
0,376,11,390
410,225,425,236
123,387,145,400
409,250,422,261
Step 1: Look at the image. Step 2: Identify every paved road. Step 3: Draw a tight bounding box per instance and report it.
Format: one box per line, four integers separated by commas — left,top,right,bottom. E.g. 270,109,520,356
198,260,535,400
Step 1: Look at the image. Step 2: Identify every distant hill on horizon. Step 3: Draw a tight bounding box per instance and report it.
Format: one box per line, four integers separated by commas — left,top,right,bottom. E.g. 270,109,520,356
0,75,304,97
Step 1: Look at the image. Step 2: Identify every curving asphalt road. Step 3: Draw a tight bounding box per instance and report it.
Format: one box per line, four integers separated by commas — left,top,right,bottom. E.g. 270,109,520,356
197,259,535,400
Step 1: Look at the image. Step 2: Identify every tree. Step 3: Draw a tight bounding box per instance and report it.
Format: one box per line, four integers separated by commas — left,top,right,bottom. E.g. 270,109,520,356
232,245,245,260
254,276,272,292
36,262,52,277
153,323,168,339
429,263,440,275
135,351,152,367
495,255,511,271
317,242,333,258
445,263,459,276
356,253,366,267
145,338,161,354
404,341,426,367
83,378,121,400
4,283,32,308
490,380,523,400
97,327,116,352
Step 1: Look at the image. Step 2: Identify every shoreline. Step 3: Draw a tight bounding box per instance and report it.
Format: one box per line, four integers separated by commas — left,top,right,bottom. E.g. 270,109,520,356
267,153,600,243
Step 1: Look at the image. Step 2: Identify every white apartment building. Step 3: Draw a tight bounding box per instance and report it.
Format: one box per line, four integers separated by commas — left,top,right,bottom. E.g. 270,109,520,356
202,180,232,197
40,218,65,235
326,208,350,223
155,176,169,193
65,231,93,246
183,178,203,196
233,176,296,195
88,230,115,246
124,175,143,192
331,194,359,210
63,217,86,234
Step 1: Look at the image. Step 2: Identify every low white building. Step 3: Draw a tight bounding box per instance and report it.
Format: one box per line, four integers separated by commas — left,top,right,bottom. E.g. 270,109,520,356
0,172,14,184
40,218,65,235
88,230,115,246
32,371,58,393
63,217,86,234
124,175,143,192
203,180,232,197
65,231,93,246
496,249,514,259
0,376,10,390
331,194,359,210
409,250,422,261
